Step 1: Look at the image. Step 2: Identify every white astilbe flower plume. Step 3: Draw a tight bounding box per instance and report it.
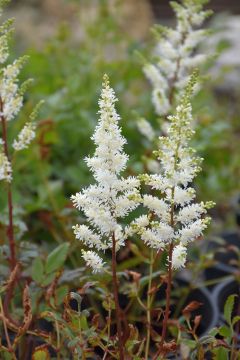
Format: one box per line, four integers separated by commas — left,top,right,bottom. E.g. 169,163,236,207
71,75,141,271
171,244,187,269
143,0,212,118
0,147,12,182
132,74,214,269
81,250,105,273
13,122,36,151
0,2,42,183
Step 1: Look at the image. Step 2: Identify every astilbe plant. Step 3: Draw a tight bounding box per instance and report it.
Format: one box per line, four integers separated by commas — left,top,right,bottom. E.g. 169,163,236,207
0,0,42,357
71,74,141,359
130,73,214,358
0,0,42,269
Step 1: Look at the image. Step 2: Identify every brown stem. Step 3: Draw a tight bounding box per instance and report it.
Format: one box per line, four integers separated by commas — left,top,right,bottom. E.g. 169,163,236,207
153,243,174,360
0,97,16,270
111,232,124,360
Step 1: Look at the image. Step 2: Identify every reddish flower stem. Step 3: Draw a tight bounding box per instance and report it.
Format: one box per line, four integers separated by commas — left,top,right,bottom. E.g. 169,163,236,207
0,97,16,270
153,242,174,360
111,232,124,360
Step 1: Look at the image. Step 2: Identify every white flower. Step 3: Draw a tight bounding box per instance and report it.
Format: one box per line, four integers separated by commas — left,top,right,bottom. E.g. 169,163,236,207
140,80,213,268
146,159,160,174
177,203,206,225
72,224,105,250
1,95,23,121
0,150,12,182
178,219,209,245
143,194,170,223
171,244,187,269
134,215,150,228
143,64,168,90
143,1,211,116
152,88,171,116
0,34,9,64
13,122,36,151
141,228,164,249
71,75,140,258
81,250,105,273
170,186,196,206
137,118,155,141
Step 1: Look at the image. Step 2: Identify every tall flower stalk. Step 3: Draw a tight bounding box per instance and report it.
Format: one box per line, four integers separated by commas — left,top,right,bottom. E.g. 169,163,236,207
132,74,214,356
0,0,42,269
0,1,23,269
71,74,141,359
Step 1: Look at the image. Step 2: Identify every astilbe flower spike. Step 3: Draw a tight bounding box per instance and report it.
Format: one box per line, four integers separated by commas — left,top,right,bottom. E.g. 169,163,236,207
143,0,212,117
132,72,214,269
0,0,43,269
71,74,141,268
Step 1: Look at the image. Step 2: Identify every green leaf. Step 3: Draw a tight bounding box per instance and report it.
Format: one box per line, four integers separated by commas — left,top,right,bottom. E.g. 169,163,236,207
182,338,197,349
224,294,237,325
232,315,240,326
32,348,50,360
45,243,69,274
212,347,229,360
32,257,44,284
218,325,231,338
41,272,56,287
55,285,69,306
80,314,89,330
199,335,216,344
208,327,219,337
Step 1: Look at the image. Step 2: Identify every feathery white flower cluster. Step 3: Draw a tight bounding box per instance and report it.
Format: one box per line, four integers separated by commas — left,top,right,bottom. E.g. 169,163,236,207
137,118,155,141
81,250,105,273
13,122,36,151
132,80,214,270
171,244,187,269
0,56,27,122
0,147,12,182
71,75,141,271
143,0,212,117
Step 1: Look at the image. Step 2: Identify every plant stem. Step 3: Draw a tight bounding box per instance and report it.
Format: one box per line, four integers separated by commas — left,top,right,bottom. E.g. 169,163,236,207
0,97,16,270
0,297,12,351
111,232,124,360
153,242,174,360
145,248,154,360
161,243,174,344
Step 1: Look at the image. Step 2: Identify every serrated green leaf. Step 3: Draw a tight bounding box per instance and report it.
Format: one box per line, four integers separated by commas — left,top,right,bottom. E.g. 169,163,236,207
208,327,219,337
182,338,197,349
232,315,240,326
45,243,69,274
68,337,80,348
41,272,56,287
199,335,216,344
212,346,229,360
55,285,68,306
219,325,231,338
224,294,236,325
32,257,44,284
